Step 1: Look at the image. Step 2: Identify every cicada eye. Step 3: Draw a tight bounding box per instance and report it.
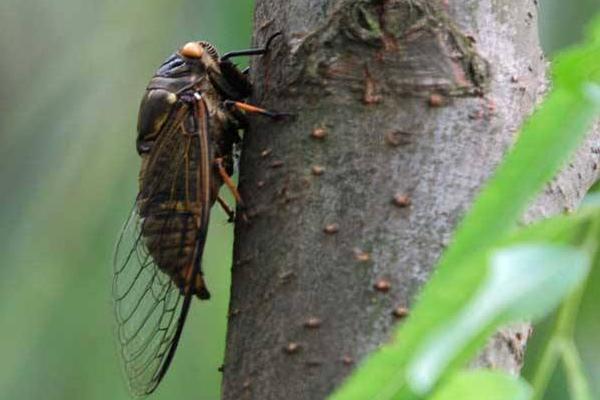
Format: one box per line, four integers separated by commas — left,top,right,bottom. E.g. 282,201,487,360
180,42,204,58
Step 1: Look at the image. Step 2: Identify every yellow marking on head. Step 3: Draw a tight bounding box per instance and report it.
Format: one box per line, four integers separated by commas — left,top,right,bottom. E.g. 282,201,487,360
181,42,204,58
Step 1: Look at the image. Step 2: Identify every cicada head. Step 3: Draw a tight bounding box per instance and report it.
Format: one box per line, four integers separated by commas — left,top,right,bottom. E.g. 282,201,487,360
154,41,223,82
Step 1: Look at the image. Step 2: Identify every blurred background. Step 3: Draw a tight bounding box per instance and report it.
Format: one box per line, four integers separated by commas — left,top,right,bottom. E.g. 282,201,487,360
0,1,597,399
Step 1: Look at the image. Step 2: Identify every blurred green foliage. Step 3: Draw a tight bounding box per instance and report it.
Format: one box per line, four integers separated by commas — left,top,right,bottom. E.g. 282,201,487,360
539,0,600,55
0,1,598,400
0,1,252,399
526,2,600,400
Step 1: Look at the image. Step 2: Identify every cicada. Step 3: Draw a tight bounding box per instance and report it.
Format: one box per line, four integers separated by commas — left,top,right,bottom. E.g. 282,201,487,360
113,33,285,396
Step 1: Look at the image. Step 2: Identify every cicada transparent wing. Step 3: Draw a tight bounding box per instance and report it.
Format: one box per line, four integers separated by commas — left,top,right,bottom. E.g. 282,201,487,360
113,95,213,396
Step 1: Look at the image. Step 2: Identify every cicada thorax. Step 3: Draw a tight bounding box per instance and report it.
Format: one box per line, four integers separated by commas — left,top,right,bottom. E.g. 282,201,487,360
135,49,240,300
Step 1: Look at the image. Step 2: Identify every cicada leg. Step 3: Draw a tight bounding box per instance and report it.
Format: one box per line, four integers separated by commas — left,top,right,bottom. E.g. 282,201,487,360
215,157,249,222
220,32,282,62
223,100,292,120
217,195,235,223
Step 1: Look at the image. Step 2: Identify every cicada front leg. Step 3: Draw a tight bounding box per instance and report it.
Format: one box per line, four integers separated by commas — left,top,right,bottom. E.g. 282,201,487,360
223,100,293,120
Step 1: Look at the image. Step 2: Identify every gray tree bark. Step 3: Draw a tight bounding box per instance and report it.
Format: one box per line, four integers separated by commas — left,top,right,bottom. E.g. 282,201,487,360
221,1,600,399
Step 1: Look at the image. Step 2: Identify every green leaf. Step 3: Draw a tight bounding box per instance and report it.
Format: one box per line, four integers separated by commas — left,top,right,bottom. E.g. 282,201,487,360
556,338,593,400
407,245,590,394
527,219,600,400
430,371,532,400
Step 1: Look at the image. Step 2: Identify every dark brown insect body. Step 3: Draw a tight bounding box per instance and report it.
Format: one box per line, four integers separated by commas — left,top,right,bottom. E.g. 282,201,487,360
113,35,284,396
137,42,244,299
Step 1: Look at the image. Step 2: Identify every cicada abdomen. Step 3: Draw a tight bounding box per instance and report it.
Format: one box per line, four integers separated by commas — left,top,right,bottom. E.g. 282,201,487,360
113,33,287,396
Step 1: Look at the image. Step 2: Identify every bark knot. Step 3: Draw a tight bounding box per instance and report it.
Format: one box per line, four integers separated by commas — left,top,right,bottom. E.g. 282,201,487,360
286,0,490,101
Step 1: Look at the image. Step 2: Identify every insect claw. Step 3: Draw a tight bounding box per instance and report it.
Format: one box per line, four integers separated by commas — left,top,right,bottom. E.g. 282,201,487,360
264,31,283,52
217,195,236,222
270,111,296,121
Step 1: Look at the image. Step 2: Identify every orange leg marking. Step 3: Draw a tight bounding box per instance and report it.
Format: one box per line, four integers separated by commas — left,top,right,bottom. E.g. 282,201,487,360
215,158,244,206
224,100,291,120
215,158,248,223
233,101,269,114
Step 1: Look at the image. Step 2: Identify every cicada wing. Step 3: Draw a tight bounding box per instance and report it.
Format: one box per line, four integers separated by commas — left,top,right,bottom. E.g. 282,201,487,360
113,96,213,396
113,207,187,396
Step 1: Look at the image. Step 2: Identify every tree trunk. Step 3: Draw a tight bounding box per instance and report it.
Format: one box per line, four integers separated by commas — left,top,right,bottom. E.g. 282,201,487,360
222,1,600,399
